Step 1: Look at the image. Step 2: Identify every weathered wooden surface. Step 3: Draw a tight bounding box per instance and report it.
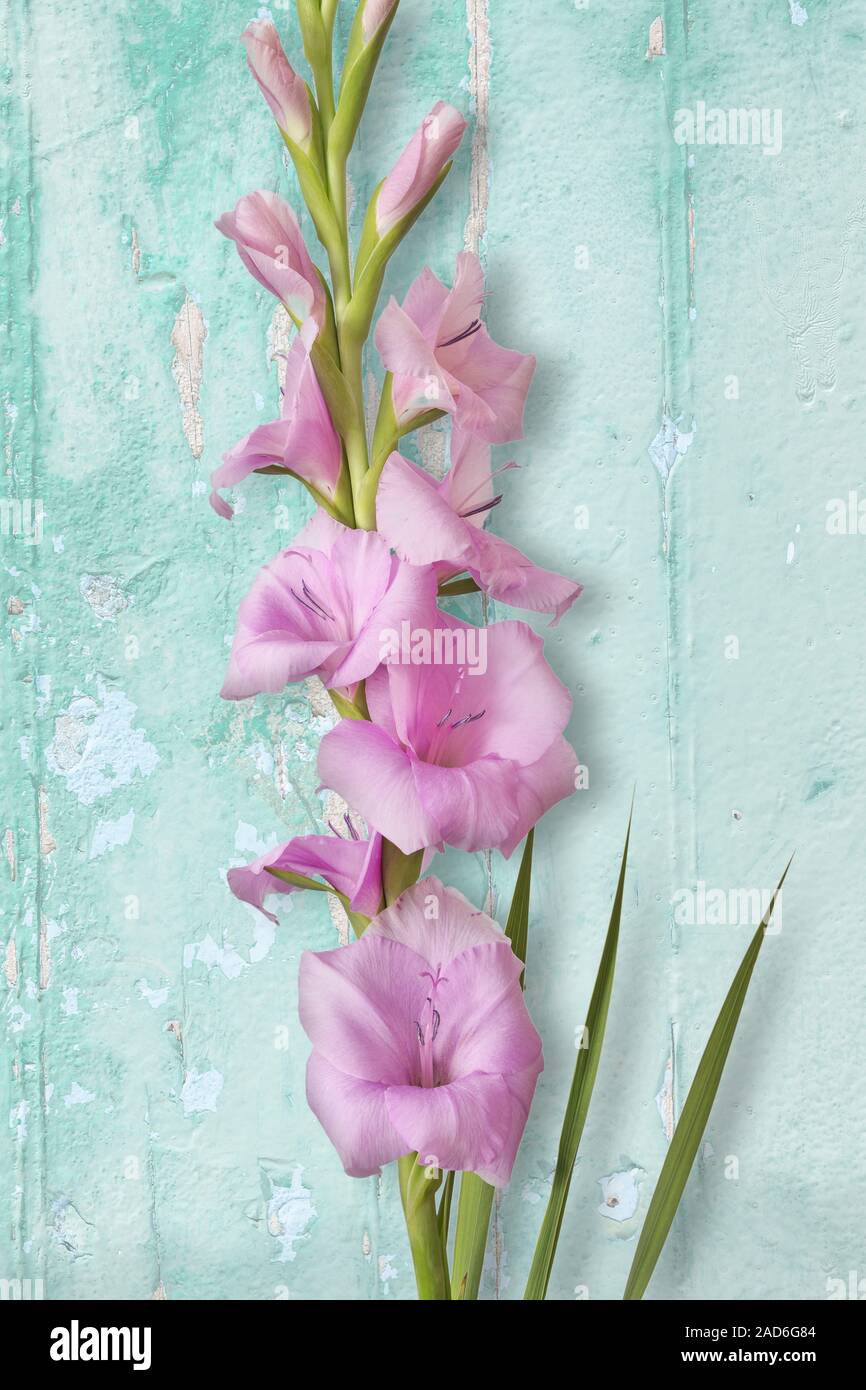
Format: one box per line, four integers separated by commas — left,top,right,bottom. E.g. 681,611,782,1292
2,0,864,1299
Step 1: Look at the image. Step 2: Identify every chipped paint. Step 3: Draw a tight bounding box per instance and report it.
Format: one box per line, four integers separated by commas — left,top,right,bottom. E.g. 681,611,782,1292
80,573,130,620
597,1167,645,1223
170,294,207,459
266,1166,316,1262
646,17,665,59
45,683,158,806
180,1069,224,1116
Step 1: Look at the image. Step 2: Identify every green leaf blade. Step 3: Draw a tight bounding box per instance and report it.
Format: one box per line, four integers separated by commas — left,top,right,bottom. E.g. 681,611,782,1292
523,807,633,1300
449,831,534,1300
622,857,792,1301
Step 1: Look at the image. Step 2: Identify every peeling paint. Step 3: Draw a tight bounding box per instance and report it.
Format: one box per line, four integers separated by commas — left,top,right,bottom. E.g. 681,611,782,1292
170,294,207,459
80,573,130,621
181,1068,224,1116
46,683,158,806
88,809,135,860
646,16,665,59
266,1166,316,1262
597,1167,644,1223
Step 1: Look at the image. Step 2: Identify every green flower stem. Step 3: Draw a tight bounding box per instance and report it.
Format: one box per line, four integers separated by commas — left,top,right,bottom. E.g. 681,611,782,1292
336,332,371,517
450,1171,494,1299
399,1154,451,1301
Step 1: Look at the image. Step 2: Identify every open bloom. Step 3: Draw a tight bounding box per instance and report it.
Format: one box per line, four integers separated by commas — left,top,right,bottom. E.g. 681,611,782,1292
318,617,578,855
241,20,313,148
375,103,467,236
215,191,325,325
300,878,543,1186
377,429,583,624
221,511,438,697
210,321,339,519
375,252,535,442
228,826,383,923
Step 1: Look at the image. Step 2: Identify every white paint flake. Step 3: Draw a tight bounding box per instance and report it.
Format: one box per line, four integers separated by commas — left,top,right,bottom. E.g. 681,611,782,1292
46,683,158,806
598,1167,644,1222
63,1082,96,1108
80,574,130,621
183,933,246,980
181,1068,224,1116
61,987,79,1016
10,1100,28,1141
267,1166,316,1262
648,414,696,483
89,809,135,860
136,978,170,1009
789,1,808,24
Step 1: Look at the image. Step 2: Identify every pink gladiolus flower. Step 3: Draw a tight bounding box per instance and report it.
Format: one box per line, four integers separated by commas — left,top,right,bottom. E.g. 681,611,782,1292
377,429,583,624
210,321,339,520
241,20,313,147
375,252,536,443
300,878,543,1186
215,191,325,326
318,618,578,855
229,826,383,923
221,511,439,698
361,0,399,43
376,103,467,236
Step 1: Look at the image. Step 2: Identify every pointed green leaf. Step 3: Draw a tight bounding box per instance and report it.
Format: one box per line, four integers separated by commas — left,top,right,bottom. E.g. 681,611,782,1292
524,806,633,1300
450,831,534,1299
623,857,792,1301
505,827,534,977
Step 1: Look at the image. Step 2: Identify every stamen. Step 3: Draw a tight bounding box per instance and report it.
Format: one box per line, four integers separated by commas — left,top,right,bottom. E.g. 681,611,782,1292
451,710,486,729
291,587,328,620
438,318,482,349
436,708,453,727
343,813,360,841
301,580,336,621
416,966,448,1087
459,493,503,520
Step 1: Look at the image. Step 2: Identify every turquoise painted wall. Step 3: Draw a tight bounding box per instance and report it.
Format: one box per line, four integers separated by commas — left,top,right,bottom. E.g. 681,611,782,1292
2,0,864,1300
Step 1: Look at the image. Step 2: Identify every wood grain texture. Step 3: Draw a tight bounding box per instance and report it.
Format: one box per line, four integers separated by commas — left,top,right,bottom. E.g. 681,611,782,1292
1,0,864,1300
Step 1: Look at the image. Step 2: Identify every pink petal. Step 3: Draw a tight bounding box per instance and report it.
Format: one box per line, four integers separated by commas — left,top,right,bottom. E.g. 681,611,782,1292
375,295,440,379
216,190,322,321
401,266,451,342
471,1059,544,1188
241,21,312,145
471,529,583,625
299,934,429,1084
376,102,467,236
430,941,542,1080
385,1071,516,1181
227,833,376,922
435,251,486,347
410,756,522,853
306,1051,406,1177
361,0,399,43
438,429,499,524
498,734,579,858
441,328,536,443
332,551,439,690
376,453,475,568
367,877,505,966
317,720,442,853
